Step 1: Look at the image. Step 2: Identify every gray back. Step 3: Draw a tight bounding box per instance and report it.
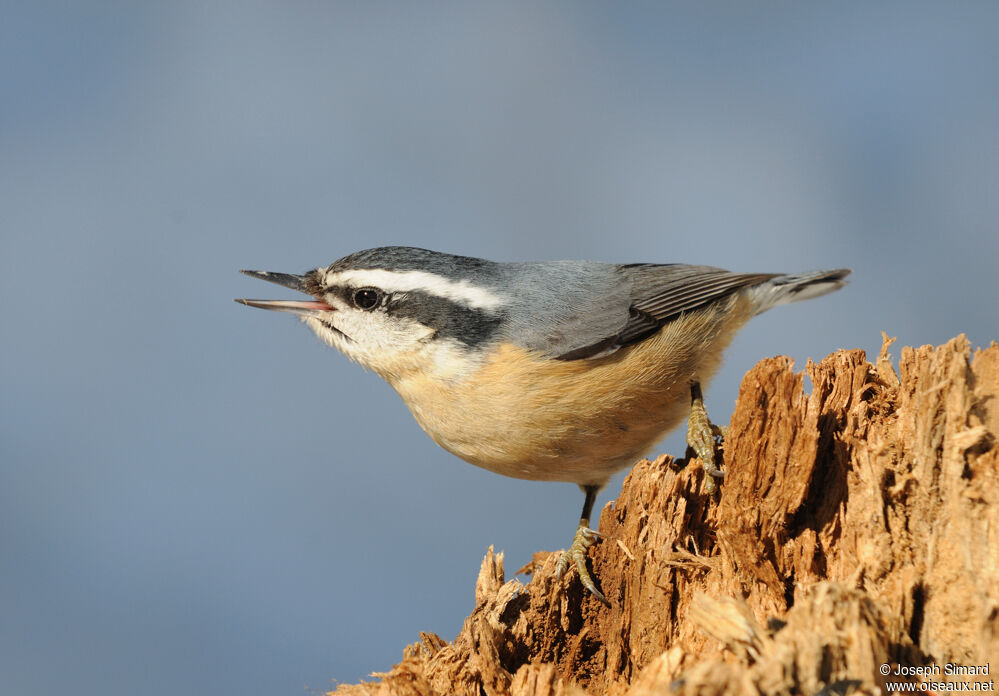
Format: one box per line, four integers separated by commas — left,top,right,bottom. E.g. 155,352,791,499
325,247,773,361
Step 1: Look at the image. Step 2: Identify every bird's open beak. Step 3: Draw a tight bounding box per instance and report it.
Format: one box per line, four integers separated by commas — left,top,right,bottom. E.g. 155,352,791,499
235,270,334,317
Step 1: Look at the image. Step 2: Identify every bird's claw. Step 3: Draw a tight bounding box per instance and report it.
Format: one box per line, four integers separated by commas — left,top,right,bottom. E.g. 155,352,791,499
555,524,610,606
687,382,726,493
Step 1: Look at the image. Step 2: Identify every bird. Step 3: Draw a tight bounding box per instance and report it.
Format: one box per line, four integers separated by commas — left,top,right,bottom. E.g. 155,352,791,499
236,246,849,604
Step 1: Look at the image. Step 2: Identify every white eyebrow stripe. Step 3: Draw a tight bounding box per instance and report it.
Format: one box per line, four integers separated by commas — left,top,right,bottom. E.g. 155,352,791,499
327,269,507,310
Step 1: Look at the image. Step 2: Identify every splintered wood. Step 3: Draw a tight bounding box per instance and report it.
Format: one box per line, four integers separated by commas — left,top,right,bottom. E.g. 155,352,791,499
330,335,999,696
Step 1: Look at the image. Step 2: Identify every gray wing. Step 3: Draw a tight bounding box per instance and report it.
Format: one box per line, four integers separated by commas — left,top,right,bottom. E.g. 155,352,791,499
550,264,776,360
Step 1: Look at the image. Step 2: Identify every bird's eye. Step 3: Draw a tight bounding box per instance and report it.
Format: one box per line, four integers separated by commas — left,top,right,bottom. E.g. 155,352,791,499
352,287,382,310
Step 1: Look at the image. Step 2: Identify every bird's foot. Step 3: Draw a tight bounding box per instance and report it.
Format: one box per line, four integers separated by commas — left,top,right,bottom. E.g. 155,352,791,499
555,523,610,606
687,382,727,494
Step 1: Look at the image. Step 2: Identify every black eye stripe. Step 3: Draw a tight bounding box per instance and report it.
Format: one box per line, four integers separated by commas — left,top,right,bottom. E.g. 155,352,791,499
387,291,504,347
320,285,503,347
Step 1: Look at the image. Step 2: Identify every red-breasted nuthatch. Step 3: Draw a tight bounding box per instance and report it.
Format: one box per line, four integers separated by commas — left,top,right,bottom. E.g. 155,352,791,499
236,246,849,604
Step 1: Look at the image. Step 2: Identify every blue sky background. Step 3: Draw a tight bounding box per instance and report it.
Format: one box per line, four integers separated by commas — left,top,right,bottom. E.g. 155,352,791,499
2,2,998,695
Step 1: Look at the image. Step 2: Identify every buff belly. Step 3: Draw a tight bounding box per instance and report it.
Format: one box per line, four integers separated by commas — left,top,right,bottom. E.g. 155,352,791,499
388,298,752,487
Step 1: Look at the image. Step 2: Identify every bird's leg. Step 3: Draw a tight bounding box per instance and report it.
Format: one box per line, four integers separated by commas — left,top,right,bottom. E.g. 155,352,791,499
686,381,726,494
555,484,610,606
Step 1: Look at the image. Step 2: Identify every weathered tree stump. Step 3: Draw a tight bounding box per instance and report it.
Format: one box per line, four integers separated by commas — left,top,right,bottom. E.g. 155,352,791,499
331,335,999,696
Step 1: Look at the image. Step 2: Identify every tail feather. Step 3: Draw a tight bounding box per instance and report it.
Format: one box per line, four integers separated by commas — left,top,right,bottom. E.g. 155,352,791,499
747,268,851,315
